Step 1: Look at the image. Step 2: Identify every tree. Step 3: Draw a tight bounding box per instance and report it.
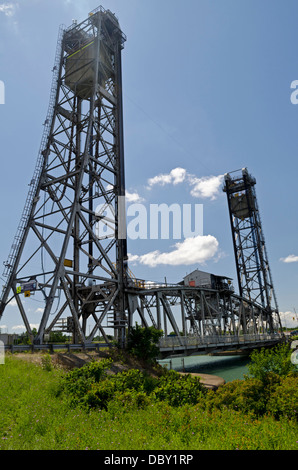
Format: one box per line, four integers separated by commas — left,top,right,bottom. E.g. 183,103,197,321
248,344,296,383
127,324,163,362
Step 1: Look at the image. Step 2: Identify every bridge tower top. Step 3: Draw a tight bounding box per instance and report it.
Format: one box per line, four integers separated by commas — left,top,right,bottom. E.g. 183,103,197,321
223,168,282,333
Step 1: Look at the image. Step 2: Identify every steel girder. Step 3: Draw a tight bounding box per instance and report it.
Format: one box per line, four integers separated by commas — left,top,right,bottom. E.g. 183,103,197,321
0,7,128,345
126,284,277,343
223,168,282,333
0,10,284,350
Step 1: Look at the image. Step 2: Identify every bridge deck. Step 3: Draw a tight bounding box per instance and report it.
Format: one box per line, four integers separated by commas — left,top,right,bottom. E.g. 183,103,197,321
159,333,285,357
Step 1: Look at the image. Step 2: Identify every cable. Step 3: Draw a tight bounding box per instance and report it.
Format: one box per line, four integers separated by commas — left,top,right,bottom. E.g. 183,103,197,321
124,93,212,174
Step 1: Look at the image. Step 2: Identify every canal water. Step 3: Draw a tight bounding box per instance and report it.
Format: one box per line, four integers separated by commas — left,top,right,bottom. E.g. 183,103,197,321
159,354,251,383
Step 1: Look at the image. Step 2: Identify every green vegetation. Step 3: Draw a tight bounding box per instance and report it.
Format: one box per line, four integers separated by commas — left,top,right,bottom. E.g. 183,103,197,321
0,343,297,450
126,324,163,363
62,365,206,411
248,343,297,381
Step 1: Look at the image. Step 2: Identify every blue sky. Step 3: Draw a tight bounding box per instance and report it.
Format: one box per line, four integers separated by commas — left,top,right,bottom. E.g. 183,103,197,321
0,0,298,332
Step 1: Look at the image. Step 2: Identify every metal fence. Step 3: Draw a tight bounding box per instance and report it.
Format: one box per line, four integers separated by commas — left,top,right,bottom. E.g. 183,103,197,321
4,342,110,353
159,333,284,350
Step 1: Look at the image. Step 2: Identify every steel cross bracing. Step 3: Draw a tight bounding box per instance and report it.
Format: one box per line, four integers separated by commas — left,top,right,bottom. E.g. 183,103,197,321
0,7,128,346
0,8,284,352
126,283,284,357
223,168,282,334
126,283,281,338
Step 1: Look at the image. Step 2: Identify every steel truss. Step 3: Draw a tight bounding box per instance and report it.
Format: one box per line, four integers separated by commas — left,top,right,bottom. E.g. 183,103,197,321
126,283,281,340
223,168,282,333
0,7,128,346
0,9,284,352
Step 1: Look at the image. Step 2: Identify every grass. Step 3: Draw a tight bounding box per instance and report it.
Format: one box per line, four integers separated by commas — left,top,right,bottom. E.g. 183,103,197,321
0,354,297,450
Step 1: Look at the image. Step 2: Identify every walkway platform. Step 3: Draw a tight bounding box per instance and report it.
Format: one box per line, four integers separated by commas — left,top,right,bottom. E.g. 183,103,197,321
159,333,285,358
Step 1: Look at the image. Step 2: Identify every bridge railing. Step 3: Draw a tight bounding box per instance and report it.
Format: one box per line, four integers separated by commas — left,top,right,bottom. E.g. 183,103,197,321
159,333,284,350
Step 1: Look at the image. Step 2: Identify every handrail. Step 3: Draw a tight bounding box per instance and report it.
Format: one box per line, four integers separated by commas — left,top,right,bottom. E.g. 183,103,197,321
159,333,284,349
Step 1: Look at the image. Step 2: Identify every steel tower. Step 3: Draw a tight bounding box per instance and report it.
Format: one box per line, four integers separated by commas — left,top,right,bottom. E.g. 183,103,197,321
223,168,282,333
0,7,128,345
0,9,284,354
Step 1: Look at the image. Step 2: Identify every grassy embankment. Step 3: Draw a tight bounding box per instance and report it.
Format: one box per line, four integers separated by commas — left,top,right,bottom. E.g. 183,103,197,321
0,345,297,450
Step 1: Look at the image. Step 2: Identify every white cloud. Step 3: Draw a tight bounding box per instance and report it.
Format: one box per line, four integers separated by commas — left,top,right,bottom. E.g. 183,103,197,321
106,185,144,204
11,325,26,331
148,167,187,188
169,167,187,185
130,235,219,267
280,311,298,329
280,254,298,263
189,174,224,200
147,167,223,200
125,191,144,203
128,253,140,264
8,324,39,333
0,3,18,17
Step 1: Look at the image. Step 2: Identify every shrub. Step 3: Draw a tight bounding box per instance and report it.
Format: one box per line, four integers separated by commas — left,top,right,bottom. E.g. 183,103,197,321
112,369,159,394
71,367,207,411
127,324,163,362
206,378,268,416
266,375,298,421
86,379,117,409
206,372,298,421
64,358,112,384
41,353,53,371
108,390,152,413
111,369,147,392
248,344,296,383
61,358,112,406
84,369,157,410
153,370,206,407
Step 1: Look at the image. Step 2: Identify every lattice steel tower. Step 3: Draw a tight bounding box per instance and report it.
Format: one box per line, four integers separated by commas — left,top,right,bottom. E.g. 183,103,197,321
0,7,128,345
223,168,282,333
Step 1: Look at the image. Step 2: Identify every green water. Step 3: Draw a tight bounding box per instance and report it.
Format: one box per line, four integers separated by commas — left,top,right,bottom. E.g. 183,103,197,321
159,354,250,383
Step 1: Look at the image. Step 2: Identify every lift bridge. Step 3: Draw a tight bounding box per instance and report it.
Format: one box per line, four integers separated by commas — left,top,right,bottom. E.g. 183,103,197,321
0,7,284,356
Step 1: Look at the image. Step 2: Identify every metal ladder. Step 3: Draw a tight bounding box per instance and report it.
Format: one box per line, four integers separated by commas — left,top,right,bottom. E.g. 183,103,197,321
1,25,65,285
